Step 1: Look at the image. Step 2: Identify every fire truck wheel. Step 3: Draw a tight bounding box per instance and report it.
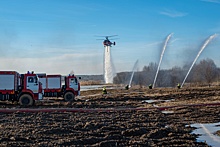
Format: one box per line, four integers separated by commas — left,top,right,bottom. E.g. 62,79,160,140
64,92,75,102
19,94,34,106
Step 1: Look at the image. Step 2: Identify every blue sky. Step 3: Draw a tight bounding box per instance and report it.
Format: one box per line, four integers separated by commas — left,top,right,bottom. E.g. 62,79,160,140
0,0,220,75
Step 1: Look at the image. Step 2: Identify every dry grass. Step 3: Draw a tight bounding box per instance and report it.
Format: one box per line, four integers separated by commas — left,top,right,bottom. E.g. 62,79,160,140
80,80,102,86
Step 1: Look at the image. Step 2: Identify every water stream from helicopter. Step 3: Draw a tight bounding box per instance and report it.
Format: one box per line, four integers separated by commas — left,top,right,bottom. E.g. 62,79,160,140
104,46,114,83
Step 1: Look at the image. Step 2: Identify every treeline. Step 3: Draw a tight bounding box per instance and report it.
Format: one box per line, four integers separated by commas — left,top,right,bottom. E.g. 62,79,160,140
113,58,220,87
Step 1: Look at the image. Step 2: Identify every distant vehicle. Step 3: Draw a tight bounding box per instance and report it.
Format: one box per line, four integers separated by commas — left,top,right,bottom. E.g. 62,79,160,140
0,71,43,106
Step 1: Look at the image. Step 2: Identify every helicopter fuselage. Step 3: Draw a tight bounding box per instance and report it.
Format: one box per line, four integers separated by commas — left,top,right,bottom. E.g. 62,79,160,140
103,39,115,47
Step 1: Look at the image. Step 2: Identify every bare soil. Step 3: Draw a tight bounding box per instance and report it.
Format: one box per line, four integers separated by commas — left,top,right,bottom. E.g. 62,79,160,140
0,86,220,146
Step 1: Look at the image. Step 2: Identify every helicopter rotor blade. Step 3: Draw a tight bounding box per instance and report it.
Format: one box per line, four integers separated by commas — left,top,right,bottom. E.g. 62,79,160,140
94,35,118,38
109,38,120,40
107,35,118,38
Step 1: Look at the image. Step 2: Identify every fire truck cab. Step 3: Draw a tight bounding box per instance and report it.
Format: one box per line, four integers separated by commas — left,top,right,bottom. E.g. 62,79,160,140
62,74,80,101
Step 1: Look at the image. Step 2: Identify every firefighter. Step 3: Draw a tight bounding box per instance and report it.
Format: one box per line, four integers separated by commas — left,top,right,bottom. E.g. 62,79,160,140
148,84,152,89
125,85,129,90
102,87,107,94
177,83,181,89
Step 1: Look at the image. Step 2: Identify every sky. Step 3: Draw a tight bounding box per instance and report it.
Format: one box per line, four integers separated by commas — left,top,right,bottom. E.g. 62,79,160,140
0,0,220,75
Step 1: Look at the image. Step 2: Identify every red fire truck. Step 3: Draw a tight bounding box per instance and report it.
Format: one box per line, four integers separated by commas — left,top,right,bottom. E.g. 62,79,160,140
39,74,80,102
0,71,43,106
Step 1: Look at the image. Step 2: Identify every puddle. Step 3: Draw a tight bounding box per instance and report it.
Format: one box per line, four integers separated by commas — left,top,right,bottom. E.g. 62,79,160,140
81,85,118,91
161,110,174,114
81,85,103,91
190,122,220,146
142,100,158,103
142,99,174,103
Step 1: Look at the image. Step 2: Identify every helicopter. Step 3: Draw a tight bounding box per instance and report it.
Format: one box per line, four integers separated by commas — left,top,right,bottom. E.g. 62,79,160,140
103,36,116,47
96,35,118,47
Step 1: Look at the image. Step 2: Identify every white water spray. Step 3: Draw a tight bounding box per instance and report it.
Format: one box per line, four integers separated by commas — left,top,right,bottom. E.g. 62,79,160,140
128,60,139,88
181,34,218,87
104,46,114,83
153,33,173,88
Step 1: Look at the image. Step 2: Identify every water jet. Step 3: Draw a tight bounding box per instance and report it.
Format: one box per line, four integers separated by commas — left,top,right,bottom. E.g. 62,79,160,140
153,33,173,88
181,34,218,87
128,59,139,88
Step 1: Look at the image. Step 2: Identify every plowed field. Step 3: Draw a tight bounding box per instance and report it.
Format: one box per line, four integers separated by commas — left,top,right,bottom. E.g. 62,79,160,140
1,86,220,146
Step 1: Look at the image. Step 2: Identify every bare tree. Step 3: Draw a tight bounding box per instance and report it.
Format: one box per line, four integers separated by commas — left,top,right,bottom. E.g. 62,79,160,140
156,70,172,87
142,62,157,85
170,66,182,87
113,72,130,84
113,58,219,87
192,58,217,85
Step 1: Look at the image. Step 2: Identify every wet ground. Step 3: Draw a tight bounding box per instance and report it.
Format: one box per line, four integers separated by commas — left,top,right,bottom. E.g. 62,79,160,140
0,86,220,146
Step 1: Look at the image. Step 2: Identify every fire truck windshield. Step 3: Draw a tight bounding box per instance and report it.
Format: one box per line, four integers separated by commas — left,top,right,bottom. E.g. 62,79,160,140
71,78,77,84
34,76,39,83
27,76,38,83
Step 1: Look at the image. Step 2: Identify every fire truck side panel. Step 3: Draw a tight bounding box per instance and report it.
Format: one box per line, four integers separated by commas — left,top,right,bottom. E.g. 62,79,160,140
39,77,47,89
39,75,62,97
47,76,61,89
0,71,17,101
0,74,16,91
